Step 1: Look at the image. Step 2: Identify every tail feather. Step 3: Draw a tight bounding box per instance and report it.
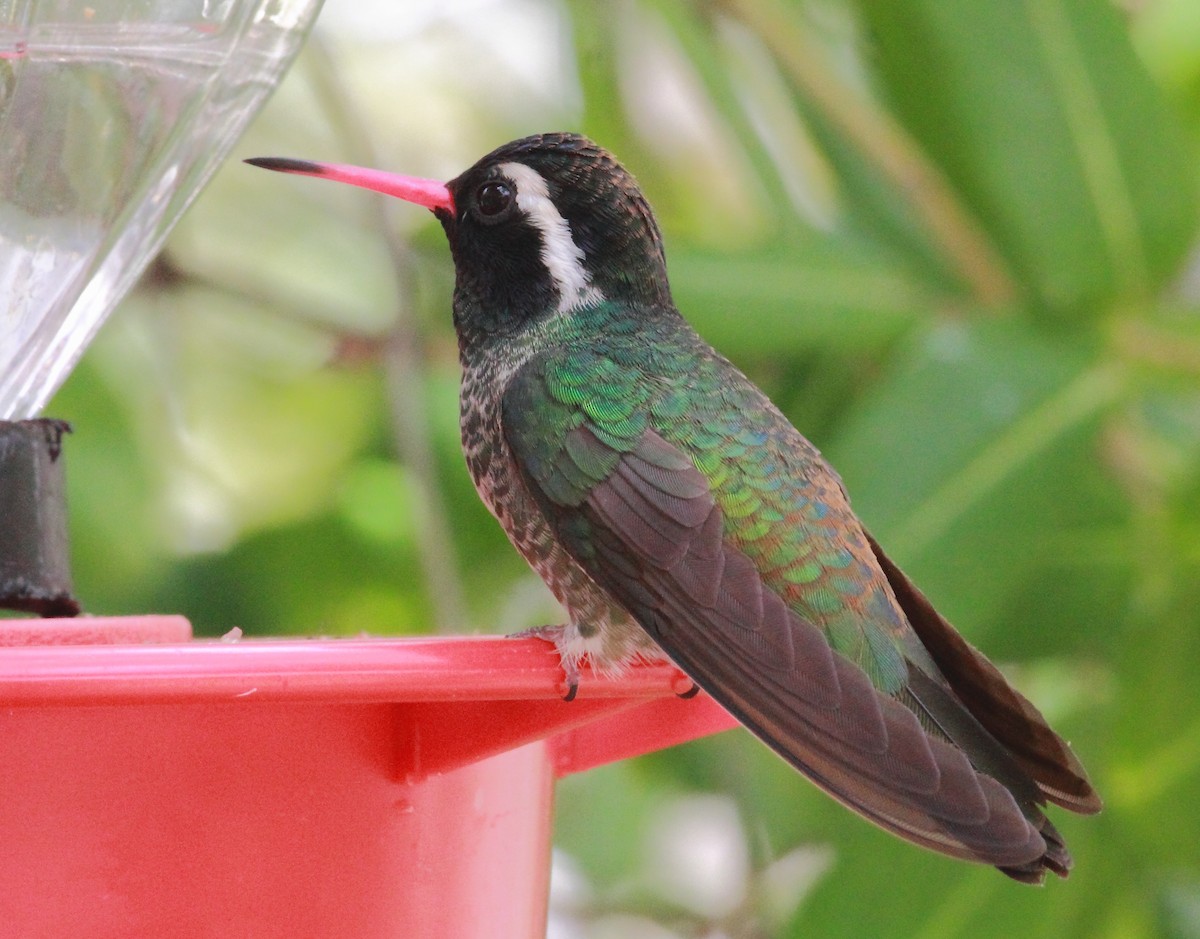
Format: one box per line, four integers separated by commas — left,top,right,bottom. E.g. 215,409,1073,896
866,531,1102,816
904,662,1072,882
1000,817,1071,883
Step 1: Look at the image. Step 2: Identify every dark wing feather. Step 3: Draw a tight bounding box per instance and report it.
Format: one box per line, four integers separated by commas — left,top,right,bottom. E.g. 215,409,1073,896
505,406,1058,872
866,531,1102,815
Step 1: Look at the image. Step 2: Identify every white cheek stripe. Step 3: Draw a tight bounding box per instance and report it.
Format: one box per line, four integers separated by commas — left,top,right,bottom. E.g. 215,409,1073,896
498,161,604,313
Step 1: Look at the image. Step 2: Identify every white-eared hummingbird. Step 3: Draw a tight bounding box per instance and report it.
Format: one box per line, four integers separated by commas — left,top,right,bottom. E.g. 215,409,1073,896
247,133,1100,882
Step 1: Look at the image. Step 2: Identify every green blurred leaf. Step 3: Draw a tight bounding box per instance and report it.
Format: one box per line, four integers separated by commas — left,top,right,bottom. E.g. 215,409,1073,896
826,318,1129,635
788,829,1102,939
854,0,1199,316
671,243,927,357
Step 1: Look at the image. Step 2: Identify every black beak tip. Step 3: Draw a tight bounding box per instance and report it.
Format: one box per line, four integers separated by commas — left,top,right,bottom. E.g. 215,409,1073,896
244,157,324,175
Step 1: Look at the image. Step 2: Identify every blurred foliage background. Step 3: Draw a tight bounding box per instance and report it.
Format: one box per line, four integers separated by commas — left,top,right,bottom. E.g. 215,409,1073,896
48,0,1200,935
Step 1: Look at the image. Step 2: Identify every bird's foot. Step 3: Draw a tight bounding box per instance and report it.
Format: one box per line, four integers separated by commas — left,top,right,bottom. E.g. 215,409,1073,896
509,624,582,701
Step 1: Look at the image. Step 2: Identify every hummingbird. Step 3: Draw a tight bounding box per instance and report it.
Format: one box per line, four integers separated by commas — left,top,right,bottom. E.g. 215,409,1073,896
247,132,1100,882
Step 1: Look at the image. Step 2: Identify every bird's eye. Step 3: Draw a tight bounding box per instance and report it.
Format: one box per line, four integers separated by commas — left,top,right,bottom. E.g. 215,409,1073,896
476,180,514,218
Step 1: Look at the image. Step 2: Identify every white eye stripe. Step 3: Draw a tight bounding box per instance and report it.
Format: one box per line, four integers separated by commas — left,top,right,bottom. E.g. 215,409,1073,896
497,161,604,313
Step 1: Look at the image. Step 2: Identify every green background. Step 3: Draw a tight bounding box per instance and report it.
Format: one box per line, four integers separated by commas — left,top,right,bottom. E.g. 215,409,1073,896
49,0,1200,935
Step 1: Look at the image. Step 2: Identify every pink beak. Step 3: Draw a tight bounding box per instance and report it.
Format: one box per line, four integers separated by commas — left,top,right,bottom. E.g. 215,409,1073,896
245,157,455,214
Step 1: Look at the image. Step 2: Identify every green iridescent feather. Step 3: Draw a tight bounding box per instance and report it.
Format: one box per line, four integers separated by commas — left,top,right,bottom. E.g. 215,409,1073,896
505,301,910,694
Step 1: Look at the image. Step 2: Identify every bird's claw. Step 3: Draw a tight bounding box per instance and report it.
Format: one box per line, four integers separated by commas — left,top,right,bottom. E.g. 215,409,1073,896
672,671,701,699
557,651,582,702
510,624,581,702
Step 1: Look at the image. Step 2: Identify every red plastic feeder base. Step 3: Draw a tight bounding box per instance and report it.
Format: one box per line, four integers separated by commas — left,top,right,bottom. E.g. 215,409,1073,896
0,617,736,938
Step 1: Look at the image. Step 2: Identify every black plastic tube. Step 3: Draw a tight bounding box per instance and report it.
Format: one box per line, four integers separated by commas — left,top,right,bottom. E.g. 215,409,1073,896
0,419,80,617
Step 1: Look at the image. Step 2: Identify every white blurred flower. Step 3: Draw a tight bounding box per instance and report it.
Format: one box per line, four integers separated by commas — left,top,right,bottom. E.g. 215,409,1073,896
643,793,749,920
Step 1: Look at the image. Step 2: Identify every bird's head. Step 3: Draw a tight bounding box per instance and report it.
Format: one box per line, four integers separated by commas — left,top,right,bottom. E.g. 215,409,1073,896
248,133,671,341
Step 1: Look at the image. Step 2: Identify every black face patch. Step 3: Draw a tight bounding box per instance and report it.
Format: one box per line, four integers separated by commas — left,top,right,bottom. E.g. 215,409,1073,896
442,166,560,337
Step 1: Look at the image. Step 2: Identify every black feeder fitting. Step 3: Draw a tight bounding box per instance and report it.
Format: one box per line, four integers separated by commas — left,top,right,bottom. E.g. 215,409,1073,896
0,419,80,617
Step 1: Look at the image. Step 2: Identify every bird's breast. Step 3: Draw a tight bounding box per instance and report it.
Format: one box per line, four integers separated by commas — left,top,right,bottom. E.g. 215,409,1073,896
457,358,658,669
